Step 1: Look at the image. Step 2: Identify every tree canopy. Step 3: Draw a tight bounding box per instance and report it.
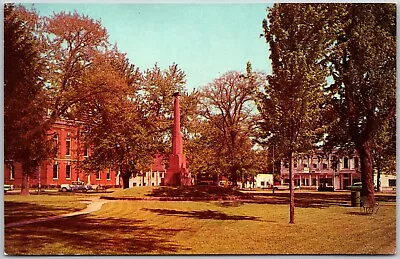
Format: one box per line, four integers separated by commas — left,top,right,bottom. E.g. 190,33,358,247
260,3,396,213
197,71,262,186
259,3,331,223
4,4,50,194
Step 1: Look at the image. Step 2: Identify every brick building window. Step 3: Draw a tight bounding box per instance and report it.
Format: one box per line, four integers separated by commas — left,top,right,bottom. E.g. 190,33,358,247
389,179,396,187
66,164,71,179
9,164,14,180
53,163,58,179
106,169,111,180
344,157,349,168
152,172,155,178
303,164,308,168
66,137,71,156
159,172,163,178
83,144,89,157
53,134,59,157
323,163,328,169
313,164,318,168
96,171,101,180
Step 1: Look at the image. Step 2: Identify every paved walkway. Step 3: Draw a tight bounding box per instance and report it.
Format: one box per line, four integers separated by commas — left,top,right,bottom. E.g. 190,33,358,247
5,198,110,228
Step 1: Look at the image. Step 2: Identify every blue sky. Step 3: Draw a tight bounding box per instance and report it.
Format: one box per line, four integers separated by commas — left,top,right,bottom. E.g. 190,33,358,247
25,3,272,92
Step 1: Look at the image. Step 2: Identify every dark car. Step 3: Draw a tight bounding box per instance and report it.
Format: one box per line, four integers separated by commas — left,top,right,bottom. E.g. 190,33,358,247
318,183,334,192
346,182,377,191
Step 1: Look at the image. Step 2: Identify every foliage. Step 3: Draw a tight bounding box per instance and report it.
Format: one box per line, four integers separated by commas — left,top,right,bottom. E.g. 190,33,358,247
371,111,396,191
74,47,155,188
322,3,396,201
42,10,113,121
80,97,156,189
198,71,261,185
259,3,330,222
185,119,224,179
259,4,330,158
37,10,157,189
138,64,188,154
4,4,51,194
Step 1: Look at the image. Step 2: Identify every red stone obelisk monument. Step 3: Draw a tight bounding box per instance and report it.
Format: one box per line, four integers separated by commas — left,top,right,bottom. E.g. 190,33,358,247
165,92,193,186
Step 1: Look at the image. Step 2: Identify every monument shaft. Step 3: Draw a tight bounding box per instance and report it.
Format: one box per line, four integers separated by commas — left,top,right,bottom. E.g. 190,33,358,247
165,92,192,186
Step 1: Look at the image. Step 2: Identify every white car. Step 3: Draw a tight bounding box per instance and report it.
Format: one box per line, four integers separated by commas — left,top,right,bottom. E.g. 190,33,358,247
273,184,300,190
4,184,14,193
60,181,91,192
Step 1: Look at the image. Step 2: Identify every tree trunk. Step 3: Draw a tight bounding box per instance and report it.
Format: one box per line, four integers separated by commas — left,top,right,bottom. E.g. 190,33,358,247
357,141,376,204
121,173,130,189
289,152,295,224
20,173,30,195
230,166,238,187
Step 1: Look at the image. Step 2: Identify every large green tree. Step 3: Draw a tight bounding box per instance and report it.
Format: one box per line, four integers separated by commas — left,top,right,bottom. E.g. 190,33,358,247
139,64,186,154
79,97,155,189
4,4,50,195
42,10,113,122
259,4,330,223
323,3,396,203
199,71,259,186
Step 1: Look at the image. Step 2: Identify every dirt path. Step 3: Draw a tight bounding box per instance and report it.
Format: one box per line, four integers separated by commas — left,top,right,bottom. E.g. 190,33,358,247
5,197,110,228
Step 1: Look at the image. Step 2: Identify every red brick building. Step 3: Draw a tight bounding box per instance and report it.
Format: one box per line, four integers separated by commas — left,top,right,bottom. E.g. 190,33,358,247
4,119,118,188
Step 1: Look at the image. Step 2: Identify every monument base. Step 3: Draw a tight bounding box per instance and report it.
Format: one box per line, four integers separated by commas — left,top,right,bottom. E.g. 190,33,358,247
165,168,193,186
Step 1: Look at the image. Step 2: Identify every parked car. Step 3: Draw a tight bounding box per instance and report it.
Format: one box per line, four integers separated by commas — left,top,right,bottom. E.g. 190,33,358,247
318,183,334,192
346,182,362,191
346,182,377,191
273,183,300,191
4,184,14,193
60,181,92,192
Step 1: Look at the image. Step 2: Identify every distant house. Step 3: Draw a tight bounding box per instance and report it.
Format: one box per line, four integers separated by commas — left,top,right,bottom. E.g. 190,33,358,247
280,149,360,190
254,174,274,188
279,148,395,190
128,154,166,187
374,173,396,191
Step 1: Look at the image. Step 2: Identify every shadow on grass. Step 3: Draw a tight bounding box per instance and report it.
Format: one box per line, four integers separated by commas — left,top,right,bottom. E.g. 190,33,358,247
5,215,189,255
4,201,84,225
146,186,250,198
345,211,376,216
217,201,242,207
143,208,261,221
244,192,396,209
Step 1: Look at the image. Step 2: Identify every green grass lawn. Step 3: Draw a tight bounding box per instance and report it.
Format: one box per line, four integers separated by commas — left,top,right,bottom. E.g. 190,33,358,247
4,194,396,255
4,194,88,225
